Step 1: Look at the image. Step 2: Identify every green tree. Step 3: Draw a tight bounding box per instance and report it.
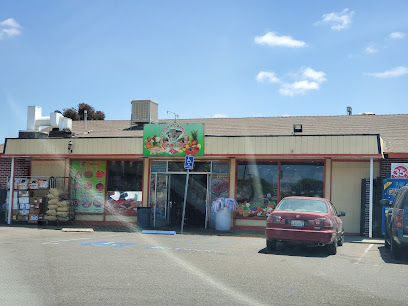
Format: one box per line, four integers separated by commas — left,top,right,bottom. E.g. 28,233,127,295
61,103,105,121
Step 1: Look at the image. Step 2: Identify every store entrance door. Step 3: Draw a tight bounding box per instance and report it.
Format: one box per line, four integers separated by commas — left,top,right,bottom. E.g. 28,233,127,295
168,174,208,228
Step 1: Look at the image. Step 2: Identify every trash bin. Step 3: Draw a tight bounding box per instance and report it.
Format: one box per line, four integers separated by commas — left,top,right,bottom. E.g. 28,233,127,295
215,208,231,231
137,207,151,228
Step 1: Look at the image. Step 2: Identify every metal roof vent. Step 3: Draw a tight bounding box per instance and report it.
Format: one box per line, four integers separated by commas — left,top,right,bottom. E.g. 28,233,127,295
130,100,158,128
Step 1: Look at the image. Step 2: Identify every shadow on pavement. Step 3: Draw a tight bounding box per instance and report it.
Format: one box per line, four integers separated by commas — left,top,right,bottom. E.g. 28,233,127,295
377,245,408,265
258,242,329,258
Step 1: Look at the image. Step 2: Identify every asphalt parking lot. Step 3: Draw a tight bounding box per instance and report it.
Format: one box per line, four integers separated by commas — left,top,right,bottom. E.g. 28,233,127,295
1,226,407,306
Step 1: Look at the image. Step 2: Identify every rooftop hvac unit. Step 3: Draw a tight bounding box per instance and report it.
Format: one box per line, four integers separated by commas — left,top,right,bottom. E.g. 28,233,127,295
19,106,73,138
131,100,158,127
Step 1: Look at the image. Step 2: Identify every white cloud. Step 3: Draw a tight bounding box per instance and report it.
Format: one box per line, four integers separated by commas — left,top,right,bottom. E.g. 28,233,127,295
256,71,281,83
257,67,327,97
364,46,378,54
389,32,405,39
279,80,320,97
0,18,22,40
315,8,354,31
302,67,326,83
213,114,228,118
254,32,307,48
364,66,408,79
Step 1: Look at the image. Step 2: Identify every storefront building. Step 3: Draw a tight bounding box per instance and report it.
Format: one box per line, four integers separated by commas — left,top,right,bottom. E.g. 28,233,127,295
2,102,408,236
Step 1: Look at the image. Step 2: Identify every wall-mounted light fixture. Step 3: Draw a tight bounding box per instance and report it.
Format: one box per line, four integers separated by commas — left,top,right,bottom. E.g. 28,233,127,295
68,140,73,154
293,124,303,133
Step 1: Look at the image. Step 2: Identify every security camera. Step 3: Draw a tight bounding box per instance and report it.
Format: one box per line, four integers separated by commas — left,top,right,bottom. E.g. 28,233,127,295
68,141,73,154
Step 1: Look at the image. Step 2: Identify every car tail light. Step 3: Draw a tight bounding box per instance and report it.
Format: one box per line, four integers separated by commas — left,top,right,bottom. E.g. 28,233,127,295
309,218,333,227
268,215,285,224
396,209,404,228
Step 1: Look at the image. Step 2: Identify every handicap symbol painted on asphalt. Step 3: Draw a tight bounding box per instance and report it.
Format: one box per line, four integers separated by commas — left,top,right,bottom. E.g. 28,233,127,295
81,242,137,247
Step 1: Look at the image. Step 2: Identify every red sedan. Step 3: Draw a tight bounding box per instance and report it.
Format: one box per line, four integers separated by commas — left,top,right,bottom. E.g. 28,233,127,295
265,196,346,255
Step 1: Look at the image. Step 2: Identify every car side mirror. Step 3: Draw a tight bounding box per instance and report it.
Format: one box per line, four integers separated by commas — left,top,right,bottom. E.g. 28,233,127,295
379,199,390,206
338,211,346,217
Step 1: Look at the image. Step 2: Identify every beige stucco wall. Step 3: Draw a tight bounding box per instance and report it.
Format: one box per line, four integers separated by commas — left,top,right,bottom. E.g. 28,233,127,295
205,135,381,155
75,215,104,221
5,134,381,156
30,159,70,190
4,138,144,155
235,218,266,227
331,161,380,234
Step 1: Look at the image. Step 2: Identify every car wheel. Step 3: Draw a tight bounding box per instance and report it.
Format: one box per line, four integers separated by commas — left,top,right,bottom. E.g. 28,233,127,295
391,238,401,259
384,232,390,249
266,239,277,251
338,232,344,246
327,239,337,255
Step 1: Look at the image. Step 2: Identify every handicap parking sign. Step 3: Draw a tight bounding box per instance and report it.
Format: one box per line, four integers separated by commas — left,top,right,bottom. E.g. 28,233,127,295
184,155,194,170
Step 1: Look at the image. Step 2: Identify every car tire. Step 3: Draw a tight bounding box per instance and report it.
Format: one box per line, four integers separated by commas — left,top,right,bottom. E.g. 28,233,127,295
391,238,401,259
266,239,277,251
338,232,344,246
327,239,337,255
384,232,390,249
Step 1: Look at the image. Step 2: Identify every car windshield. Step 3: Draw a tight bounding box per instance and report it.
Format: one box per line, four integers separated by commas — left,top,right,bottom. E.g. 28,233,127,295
275,198,329,213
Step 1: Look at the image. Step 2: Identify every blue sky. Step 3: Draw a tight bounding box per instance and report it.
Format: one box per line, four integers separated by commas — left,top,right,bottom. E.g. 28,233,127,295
1,1,407,143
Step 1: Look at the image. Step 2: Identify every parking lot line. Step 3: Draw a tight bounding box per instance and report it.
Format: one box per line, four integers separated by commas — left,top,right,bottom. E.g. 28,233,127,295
42,233,131,245
144,236,220,252
354,244,374,264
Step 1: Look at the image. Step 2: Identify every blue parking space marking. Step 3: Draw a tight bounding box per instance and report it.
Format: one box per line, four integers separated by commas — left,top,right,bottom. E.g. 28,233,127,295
81,242,137,247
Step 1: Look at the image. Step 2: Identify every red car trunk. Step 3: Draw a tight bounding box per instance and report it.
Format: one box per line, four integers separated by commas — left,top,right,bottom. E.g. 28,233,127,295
266,211,337,245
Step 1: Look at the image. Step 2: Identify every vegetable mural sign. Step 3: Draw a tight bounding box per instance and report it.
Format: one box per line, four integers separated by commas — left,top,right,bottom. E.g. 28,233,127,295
143,123,204,156
71,161,107,213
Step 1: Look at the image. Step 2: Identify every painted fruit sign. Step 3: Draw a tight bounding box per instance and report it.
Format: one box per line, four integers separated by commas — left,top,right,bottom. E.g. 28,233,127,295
143,123,204,157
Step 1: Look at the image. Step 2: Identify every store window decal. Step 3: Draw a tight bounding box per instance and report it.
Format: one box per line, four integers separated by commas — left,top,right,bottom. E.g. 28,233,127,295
71,161,107,214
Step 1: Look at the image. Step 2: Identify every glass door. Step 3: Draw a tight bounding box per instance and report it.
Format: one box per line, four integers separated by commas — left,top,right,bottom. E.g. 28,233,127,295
150,173,169,227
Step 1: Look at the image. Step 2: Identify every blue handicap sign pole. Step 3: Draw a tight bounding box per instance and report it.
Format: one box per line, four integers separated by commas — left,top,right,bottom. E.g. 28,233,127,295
181,155,194,234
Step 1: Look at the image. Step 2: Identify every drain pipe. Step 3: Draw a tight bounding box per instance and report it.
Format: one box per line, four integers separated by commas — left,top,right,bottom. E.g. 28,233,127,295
369,158,374,238
84,109,88,133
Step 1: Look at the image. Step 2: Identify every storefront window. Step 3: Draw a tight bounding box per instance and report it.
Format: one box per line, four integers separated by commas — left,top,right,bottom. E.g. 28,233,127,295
106,161,143,215
236,161,278,217
211,161,230,200
280,162,324,199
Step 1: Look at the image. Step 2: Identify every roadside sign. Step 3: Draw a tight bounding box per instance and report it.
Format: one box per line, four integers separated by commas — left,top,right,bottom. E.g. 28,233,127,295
184,155,194,170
